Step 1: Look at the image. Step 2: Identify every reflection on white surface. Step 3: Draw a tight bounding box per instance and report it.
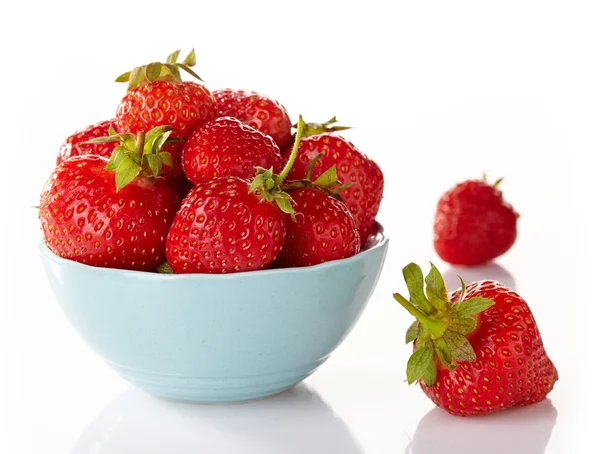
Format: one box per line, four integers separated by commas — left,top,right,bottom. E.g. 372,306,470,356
71,384,364,454
443,263,516,292
407,399,557,454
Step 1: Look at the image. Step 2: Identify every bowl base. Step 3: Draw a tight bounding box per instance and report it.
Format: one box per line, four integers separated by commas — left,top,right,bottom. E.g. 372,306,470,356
146,382,300,405
108,361,322,404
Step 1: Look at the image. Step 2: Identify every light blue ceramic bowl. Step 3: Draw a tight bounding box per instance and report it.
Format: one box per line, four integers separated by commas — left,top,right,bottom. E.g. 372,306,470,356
39,224,388,404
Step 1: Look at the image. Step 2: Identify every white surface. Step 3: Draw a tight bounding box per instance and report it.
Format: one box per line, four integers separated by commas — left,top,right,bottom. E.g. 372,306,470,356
1,1,597,453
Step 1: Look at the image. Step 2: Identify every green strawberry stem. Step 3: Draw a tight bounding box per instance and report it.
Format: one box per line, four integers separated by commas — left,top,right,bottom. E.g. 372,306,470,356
249,115,351,217
394,262,495,386
134,132,145,156
247,115,309,219
274,115,305,186
392,294,447,339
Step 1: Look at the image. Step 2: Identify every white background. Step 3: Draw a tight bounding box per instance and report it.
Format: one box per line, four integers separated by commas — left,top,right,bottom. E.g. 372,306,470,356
1,1,597,452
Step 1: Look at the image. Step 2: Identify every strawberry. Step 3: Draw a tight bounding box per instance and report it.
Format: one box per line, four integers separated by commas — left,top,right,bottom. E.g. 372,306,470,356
39,127,182,272
57,119,117,165
274,186,360,267
159,142,186,181
115,49,216,139
393,263,558,417
212,89,292,148
434,177,518,265
165,177,287,274
181,116,284,184
284,117,384,245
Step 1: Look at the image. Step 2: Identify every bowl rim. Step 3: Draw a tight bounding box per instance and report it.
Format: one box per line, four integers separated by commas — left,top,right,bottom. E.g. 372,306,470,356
39,223,389,281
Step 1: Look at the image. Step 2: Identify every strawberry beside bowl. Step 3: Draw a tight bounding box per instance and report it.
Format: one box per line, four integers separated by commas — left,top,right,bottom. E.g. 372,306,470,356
39,223,388,404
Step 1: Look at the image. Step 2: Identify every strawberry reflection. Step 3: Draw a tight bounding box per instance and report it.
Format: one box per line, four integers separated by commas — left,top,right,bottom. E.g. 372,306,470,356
407,399,556,454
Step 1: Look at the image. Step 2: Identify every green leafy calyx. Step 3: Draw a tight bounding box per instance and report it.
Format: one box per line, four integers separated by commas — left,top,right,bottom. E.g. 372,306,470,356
249,115,353,219
482,172,504,188
156,262,174,274
393,263,494,387
293,116,351,138
248,115,310,220
85,126,179,191
115,49,203,91
280,152,352,202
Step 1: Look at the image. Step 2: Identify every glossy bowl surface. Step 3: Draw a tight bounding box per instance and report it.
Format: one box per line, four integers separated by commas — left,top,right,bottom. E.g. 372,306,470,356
40,225,388,403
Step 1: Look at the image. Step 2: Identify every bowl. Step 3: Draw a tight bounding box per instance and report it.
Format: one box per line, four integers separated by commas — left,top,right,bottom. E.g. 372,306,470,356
39,223,389,404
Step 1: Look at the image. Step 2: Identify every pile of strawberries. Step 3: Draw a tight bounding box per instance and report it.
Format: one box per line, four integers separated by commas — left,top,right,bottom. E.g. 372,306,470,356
39,49,384,274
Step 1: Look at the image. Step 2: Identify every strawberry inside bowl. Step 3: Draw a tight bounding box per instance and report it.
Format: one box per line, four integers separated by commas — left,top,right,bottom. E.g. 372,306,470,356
38,222,388,404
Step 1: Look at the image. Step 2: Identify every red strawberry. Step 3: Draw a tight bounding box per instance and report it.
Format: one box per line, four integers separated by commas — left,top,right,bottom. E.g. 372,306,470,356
181,116,284,184
274,186,360,267
284,118,384,245
174,177,194,200
166,177,287,274
212,89,292,148
57,119,117,165
115,49,216,139
39,128,182,272
393,263,558,417
159,142,186,181
434,178,518,265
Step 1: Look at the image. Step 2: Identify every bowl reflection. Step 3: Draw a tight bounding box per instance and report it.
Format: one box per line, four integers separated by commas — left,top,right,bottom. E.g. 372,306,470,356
71,384,365,454
407,399,557,454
